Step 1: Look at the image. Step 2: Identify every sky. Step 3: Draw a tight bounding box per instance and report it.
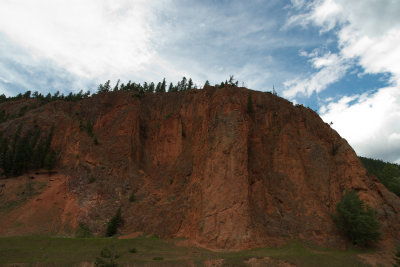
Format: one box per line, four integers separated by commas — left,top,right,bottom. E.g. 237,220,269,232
0,0,400,163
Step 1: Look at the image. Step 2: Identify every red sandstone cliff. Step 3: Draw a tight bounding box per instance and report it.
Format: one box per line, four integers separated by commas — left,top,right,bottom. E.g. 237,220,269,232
0,85,399,250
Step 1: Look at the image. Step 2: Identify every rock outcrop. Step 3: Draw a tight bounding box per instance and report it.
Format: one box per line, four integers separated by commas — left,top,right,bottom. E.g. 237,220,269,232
0,85,399,250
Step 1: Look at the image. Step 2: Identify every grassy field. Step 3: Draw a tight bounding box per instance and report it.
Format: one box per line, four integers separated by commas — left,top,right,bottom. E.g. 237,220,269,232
0,235,371,266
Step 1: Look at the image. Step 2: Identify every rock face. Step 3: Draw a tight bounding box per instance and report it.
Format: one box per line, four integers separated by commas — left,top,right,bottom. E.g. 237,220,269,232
0,85,399,249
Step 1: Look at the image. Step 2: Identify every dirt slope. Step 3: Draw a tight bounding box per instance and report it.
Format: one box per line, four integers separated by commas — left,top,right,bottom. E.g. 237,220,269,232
0,85,399,251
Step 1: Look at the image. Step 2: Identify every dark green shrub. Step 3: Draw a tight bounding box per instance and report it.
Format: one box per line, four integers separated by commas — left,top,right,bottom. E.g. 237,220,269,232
88,175,96,184
394,246,400,266
44,149,57,170
129,192,135,202
150,234,159,239
129,248,137,253
333,190,381,246
95,246,120,267
106,207,123,237
152,257,163,261
331,141,339,155
76,223,92,238
79,120,94,137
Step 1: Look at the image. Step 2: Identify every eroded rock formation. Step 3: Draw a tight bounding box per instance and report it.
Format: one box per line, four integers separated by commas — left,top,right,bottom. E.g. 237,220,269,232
0,85,399,250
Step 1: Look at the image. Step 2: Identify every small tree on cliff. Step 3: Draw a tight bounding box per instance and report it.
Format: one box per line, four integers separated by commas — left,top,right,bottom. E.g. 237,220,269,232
97,80,111,93
187,78,193,90
161,78,166,92
106,207,123,237
333,190,381,246
44,149,57,170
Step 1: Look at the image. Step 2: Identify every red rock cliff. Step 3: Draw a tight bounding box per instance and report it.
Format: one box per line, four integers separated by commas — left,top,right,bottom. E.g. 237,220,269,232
0,85,399,249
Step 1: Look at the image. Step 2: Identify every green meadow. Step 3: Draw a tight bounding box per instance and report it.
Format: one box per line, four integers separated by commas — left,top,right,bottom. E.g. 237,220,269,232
0,236,370,266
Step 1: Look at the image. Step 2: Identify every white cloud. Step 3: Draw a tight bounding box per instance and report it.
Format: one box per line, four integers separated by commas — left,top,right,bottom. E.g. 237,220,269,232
286,0,400,82
339,27,400,81
0,0,156,81
320,87,400,162
283,51,350,98
286,0,343,32
0,0,294,93
0,1,325,96
286,0,400,162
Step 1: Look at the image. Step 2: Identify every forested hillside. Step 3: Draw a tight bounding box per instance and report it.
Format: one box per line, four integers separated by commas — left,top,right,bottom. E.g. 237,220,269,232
359,156,400,196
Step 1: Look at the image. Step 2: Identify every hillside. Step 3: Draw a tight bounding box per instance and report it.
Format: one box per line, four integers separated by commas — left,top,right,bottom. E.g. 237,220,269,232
0,85,399,253
359,156,400,197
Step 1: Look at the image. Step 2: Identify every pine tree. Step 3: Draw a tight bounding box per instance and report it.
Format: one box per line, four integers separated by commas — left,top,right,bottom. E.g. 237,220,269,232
143,82,148,92
104,80,111,92
188,78,193,90
161,78,166,92
106,207,123,237
44,149,57,170
126,81,132,91
180,77,187,91
148,82,155,93
44,93,51,101
155,82,162,93
13,134,31,175
23,90,31,98
113,80,120,91
97,80,111,93
0,137,10,175
333,190,381,246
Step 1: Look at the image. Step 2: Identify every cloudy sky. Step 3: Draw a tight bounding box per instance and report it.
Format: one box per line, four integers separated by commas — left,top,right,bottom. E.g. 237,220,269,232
0,0,399,163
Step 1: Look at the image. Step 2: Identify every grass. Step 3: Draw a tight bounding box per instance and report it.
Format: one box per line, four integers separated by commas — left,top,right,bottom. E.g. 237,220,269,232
0,236,370,266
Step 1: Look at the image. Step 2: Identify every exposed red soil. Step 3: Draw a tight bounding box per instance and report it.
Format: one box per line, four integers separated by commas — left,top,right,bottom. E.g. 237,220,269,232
0,172,79,236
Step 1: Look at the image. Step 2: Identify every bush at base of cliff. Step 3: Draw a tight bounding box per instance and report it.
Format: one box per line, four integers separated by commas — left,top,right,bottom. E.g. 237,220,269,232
106,207,123,237
76,223,92,238
394,246,400,267
95,246,120,267
333,190,381,247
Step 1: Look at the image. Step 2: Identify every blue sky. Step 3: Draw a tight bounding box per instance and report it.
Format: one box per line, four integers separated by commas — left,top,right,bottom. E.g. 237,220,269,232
1,0,400,163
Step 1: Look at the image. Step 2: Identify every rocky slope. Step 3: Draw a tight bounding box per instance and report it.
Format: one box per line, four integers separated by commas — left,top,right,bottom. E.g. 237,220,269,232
0,85,399,251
